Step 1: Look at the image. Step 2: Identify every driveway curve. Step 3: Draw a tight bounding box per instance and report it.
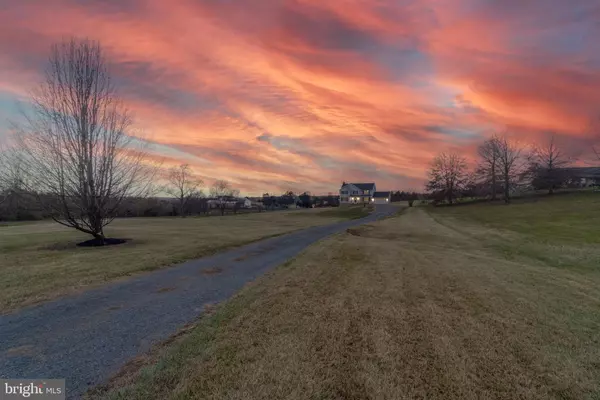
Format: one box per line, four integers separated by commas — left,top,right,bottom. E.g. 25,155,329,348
0,204,397,399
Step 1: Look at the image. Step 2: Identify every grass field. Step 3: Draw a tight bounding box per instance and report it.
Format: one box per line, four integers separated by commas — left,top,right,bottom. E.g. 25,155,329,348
429,192,600,272
90,194,600,400
304,204,374,220
429,191,600,244
0,208,358,314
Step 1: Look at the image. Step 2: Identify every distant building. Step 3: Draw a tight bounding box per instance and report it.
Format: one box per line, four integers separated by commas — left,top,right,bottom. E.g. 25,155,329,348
339,182,376,204
372,191,391,204
206,196,240,209
557,167,600,187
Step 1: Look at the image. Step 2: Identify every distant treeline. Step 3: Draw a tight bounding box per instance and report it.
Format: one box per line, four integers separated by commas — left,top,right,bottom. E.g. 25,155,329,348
0,191,343,222
425,133,600,206
0,192,241,222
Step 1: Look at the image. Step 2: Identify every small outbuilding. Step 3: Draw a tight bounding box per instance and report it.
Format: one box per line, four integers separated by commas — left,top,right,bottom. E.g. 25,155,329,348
372,191,391,204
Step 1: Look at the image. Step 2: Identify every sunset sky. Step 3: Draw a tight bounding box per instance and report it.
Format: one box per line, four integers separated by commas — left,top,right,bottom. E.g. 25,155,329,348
1,0,599,195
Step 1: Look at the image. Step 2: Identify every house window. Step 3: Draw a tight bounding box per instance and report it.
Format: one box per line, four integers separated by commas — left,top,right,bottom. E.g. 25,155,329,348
341,190,348,194
352,191,358,194
364,190,369,194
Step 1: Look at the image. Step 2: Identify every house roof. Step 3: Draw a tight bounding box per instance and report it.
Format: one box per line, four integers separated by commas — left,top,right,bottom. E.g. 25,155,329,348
342,182,375,190
373,191,391,198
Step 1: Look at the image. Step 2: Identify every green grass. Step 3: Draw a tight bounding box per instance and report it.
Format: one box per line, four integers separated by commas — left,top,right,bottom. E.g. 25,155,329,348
0,210,350,313
428,192,600,272
429,192,600,245
88,208,600,400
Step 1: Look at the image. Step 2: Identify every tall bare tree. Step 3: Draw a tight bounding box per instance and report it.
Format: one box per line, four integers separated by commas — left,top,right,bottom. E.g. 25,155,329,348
165,164,203,217
12,38,158,243
528,135,571,194
0,148,10,206
0,147,27,208
496,135,524,204
476,134,501,200
426,152,468,205
210,180,239,216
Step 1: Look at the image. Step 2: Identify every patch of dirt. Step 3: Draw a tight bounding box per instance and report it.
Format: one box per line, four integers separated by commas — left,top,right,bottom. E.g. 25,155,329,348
201,267,223,275
5,344,35,356
155,287,177,293
77,238,129,247
346,225,376,237
234,246,276,262
234,254,252,262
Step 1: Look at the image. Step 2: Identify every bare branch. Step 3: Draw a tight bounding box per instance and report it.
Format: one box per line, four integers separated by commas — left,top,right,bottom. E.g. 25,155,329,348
12,38,159,242
496,134,525,204
209,180,239,216
475,134,501,200
528,134,571,194
426,152,468,205
164,164,203,217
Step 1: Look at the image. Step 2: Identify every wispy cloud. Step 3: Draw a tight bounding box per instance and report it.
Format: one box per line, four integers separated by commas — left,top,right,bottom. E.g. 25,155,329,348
1,0,599,194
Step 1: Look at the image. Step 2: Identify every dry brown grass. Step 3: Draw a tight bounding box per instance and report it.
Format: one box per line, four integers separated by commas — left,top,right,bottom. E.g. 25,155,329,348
0,210,347,313
90,208,600,400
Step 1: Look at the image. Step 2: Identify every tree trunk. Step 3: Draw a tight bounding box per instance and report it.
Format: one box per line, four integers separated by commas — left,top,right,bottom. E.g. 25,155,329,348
87,222,106,245
491,166,497,200
504,174,510,204
93,232,105,245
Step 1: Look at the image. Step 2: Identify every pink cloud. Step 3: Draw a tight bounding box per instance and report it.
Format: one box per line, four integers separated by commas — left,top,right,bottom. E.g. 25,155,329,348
0,0,599,194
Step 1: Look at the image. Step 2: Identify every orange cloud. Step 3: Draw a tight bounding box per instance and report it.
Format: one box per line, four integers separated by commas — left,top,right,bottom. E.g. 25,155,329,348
0,0,599,194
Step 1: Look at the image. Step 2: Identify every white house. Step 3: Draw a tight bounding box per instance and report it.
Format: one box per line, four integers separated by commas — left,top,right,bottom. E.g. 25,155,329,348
339,182,376,204
242,197,252,208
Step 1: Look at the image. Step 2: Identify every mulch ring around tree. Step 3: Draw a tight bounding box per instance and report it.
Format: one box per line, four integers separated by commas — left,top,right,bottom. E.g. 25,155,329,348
77,238,130,247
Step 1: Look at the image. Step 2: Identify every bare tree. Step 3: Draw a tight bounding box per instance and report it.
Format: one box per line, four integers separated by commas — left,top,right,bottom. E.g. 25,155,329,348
12,38,158,243
165,164,203,217
426,152,468,205
476,134,501,200
496,135,524,204
0,151,10,207
0,144,28,210
210,180,239,216
0,147,9,205
528,135,571,194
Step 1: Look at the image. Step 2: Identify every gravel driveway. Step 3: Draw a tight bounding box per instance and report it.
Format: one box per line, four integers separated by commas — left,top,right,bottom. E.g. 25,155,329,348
0,205,397,399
